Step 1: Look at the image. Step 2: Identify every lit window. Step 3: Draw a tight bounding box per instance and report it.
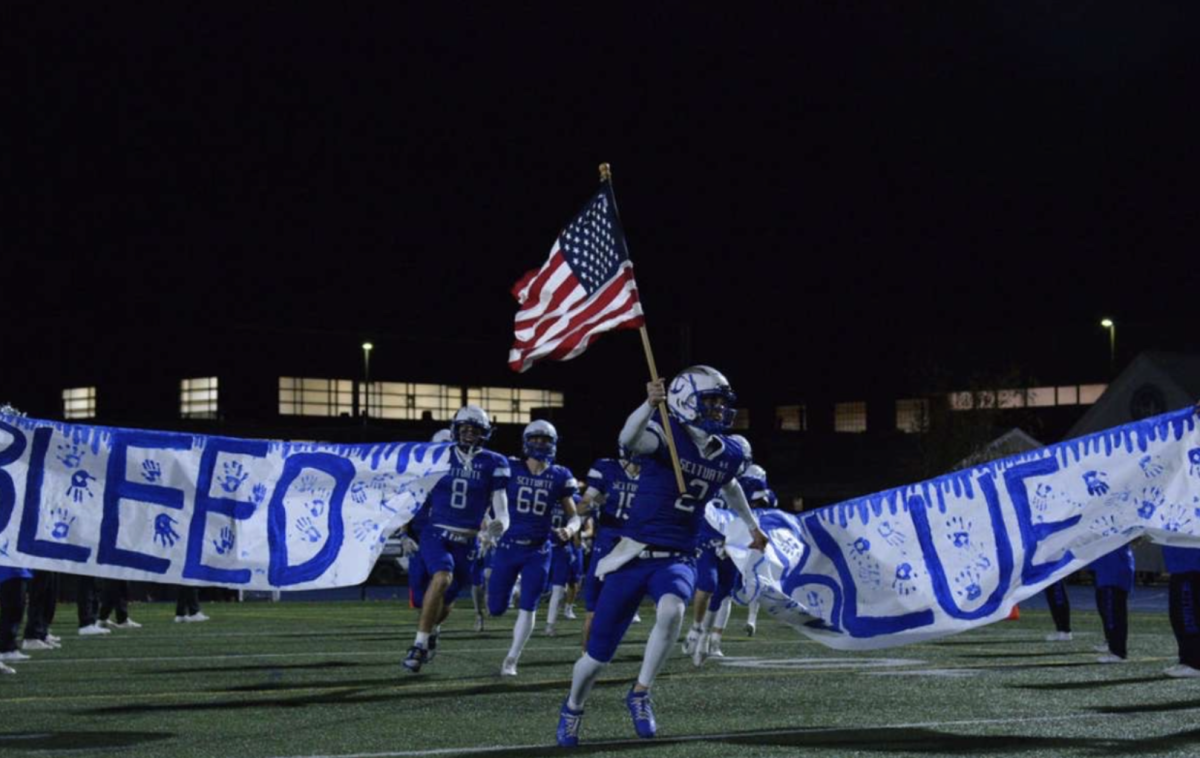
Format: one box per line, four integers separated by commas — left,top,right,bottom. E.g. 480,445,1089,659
1027,387,1056,407
467,387,565,425
1056,386,1079,405
180,377,218,419
949,392,974,411
1079,384,1107,404
997,390,1026,409
775,405,806,431
835,401,867,433
896,399,928,433
363,382,463,421
279,378,355,417
63,387,97,420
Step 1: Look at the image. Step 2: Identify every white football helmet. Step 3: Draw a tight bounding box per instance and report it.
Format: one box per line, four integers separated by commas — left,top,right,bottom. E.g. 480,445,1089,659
451,405,492,451
430,428,453,443
741,464,768,488
667,365,737,434
728,434,752,462
522,419,558,462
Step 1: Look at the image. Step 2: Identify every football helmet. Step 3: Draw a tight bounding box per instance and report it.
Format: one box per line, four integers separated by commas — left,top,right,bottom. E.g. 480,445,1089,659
667,365,737,434
430,428,453,443
741,464,768,488
451,405,492,451
522,419,558,462
728,434,752,462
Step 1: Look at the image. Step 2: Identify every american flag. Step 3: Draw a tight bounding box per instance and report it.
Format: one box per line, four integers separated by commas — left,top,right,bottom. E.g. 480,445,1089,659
508,184,644,372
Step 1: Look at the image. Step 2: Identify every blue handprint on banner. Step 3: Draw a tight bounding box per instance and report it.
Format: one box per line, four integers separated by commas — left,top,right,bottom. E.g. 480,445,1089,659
154,514,180,547
252,483,268,506
296,516,322,543
804,589,826,618
55,442,85,468
141,459,163,483
219,461,249,493
1090,514,1121,537
953,567,983,602
1138,486,1164,520
48,508,75,540
850,537,871,555
213,526,235,555
353,518,381,543
66,470,96,503
1139,455,1165,479
1083,471,1110,496
945,516,972,549
1189,448,1200,477
892,563,918,596
297,474,321,493
1032,483,1053,512
1160,504,1192,533
305,490,329,518
350,481,368,504
876,520,907,548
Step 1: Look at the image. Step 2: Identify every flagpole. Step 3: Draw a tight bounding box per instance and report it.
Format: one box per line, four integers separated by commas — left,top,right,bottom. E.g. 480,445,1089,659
599,162,688,495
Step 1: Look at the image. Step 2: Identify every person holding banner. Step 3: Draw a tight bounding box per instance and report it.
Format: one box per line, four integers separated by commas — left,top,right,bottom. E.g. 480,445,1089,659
1162,545,1200,677
0,565,33,669
486,420,578,676
403,405,510,674
1091,544,1134,662
557,367,768,746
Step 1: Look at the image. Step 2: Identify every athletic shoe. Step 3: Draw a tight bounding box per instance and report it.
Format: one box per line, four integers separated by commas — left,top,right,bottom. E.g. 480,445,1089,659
402,646,428,673
1092,643,1111,654
22,639,55,651
0,650,31,661
626,688,657,738
745,621,756,637
1044,631,1073,642
0,662,14,675
78,623,111,636
474,614,485,633
556,700,584,747
500,656,518,677
1165,664,1200,678
682,627,701,655
47,634,61,643
708,636,725,658
174,616,186,623
186,612,210,623
692,634,710,667
631,612,642,624
1097,653,1126,664
112,619,142,629
564,606,578,620
545,624,556,637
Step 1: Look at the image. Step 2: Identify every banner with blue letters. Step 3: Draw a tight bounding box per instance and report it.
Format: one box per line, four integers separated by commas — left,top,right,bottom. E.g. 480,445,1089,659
712,406,1200,650
0,414,451,589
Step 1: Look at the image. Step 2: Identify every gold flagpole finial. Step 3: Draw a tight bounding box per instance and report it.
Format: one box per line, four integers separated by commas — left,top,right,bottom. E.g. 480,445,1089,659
598,163,612,182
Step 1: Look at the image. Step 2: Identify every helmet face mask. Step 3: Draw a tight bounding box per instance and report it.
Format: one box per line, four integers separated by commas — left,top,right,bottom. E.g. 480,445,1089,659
451,405,493,452
522,419,558,462
668,366,737,434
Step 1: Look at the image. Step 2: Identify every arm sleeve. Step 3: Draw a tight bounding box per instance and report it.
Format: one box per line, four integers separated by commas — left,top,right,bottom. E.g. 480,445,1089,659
618,402,662,455
491,489,509,533
720,478,758,535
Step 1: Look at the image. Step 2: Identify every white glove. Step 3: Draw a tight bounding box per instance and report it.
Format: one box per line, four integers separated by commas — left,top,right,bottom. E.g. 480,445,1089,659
486,519,505,540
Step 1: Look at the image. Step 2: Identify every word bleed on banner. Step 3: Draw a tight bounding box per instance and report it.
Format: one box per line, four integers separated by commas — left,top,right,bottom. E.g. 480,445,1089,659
712,406,1200,650
0,414,451,590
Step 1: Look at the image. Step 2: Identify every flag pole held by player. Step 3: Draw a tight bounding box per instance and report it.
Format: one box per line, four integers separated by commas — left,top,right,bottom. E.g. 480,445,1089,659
598,163,687,495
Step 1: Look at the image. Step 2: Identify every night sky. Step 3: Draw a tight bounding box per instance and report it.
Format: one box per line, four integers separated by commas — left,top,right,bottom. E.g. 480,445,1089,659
6,4,1198,403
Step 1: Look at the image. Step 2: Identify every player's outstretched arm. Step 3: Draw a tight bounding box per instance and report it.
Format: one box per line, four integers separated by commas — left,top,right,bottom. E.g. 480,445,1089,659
721,478,769,551
618,378,667,455
487,490,510,539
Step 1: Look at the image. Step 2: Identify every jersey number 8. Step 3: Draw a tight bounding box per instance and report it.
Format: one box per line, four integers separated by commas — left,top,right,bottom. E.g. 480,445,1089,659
450,478,470,509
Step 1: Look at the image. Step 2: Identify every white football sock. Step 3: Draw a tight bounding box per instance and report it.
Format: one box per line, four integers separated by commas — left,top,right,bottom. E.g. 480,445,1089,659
414,631,430,647
747,600,760,625
715,596,733,630
700,608,717,633
638,594,686,689
548,585,565,625
568,654,606,710
507,609,536,661
472,585,485,616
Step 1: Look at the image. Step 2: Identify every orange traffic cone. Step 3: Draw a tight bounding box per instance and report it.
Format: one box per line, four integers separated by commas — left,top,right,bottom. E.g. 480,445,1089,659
1006,605,1020,621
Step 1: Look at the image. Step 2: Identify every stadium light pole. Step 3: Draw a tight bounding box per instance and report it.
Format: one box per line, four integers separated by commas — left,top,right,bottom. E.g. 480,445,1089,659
1100,319,1115,377
362,342,374,424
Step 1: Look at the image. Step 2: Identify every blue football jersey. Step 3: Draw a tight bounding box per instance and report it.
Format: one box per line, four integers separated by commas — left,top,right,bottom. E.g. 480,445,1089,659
586,458,640,530
427,448,511,531
504,458,578,543
620,416,749,551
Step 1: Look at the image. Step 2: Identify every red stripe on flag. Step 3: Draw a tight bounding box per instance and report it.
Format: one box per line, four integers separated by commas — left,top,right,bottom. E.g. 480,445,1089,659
542,273,642,361
513,249,567,311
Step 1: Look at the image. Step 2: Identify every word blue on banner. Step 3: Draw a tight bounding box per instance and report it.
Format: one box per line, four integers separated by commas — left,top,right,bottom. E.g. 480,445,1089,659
0,415,452,590
712,406,1200,650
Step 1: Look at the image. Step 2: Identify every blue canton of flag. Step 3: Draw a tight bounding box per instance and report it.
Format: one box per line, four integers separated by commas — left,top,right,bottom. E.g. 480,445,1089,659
560,190,627,295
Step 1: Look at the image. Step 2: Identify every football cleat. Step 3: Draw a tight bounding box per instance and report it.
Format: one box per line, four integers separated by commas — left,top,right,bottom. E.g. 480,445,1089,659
564,605,578,620
1164,664,1200,678
1044,631,1072,642
500,656,518,677
402,646,429,673
692,634,710,667
556,700,585,747
745,621,757,637
474,614,485,633
626,688,657,738
682,627,701,655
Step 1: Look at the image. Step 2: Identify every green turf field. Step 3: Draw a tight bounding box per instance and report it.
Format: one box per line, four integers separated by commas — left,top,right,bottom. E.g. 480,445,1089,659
2,600,1199,757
